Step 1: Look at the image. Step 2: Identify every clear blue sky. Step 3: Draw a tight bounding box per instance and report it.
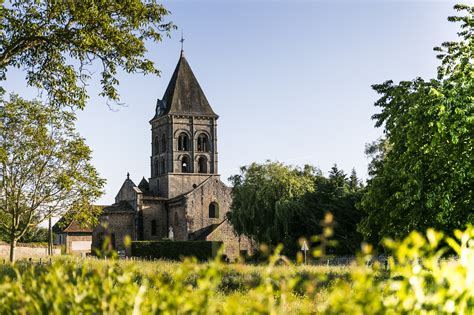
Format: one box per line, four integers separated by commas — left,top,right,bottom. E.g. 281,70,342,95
4,1,462,205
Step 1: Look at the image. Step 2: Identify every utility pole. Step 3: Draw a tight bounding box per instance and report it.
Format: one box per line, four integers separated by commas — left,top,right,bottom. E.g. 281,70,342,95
48,215,52,255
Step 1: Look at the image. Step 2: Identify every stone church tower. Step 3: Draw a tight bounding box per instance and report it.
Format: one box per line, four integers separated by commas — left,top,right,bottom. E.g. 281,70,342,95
92,51,254,260
149,51,219,199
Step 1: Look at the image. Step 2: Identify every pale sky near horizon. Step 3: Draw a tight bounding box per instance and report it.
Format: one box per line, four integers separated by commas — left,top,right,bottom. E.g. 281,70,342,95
4,0,463,205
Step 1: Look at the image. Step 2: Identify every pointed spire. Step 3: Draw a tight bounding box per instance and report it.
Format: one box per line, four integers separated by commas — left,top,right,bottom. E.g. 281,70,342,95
126,172,130,180
155,53,218,118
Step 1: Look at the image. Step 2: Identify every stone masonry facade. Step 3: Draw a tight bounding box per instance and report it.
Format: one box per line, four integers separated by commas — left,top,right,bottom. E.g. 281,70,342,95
92,51,253,260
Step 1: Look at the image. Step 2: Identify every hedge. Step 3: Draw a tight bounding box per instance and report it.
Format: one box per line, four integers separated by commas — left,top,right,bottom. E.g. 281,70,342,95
131,241,223,261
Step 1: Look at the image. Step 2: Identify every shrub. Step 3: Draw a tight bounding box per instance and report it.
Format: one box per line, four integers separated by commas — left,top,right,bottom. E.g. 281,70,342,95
321,227,474,314
0,227,472,313
131,241,222,261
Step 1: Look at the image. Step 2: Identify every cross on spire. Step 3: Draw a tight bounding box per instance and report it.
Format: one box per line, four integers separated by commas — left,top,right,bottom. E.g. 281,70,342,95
180,32,185,54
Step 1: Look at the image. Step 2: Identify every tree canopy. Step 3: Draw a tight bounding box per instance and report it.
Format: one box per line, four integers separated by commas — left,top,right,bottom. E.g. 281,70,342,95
1,0,174,108
0,95,105,260
229,162,364,254
358,4,473,245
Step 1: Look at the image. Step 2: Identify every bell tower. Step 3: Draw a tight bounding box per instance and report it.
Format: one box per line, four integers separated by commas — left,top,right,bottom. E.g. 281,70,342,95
149,52,219,198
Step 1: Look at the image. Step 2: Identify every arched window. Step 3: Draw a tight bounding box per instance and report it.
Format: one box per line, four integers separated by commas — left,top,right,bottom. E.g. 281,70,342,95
197,133,209,152
209,202,219,218
181,155,190,173
154,159,159,177
154,136,159,155
161,134,167,153
174,212,179,226
198,156,207,174
151,220,157,236
160,157,166,174
178,132,189,151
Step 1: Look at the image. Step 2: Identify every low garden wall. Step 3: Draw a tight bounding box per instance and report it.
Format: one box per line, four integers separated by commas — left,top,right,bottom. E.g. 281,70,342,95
0,242,60,260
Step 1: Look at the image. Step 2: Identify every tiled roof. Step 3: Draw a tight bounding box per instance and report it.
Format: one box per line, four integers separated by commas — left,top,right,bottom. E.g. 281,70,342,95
52,206,106,233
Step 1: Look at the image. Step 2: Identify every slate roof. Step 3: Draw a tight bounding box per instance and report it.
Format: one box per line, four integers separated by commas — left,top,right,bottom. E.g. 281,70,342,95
138,177,150,192
155,53,218,118
188,223,221,241
102,201,135,214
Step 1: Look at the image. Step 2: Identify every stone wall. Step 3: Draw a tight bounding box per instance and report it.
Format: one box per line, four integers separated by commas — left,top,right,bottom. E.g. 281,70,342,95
206,220,254,261
141,200,167,240
184,177,232,233
168,201,187,241
92,212,135,256
115,179,139,205
65,233,92,255
0,243,60,260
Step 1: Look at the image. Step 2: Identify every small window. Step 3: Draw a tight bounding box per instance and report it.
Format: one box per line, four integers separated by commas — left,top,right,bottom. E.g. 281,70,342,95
178,132,189,151
174,212,179,226
209,202,219,218
198,156,207,174
181,155,190,173
197,133,209,152
151,220,157,236
161,134,167,153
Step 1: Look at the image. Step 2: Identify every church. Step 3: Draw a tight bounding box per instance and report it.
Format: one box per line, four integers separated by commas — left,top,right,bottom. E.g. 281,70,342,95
91,51,253,260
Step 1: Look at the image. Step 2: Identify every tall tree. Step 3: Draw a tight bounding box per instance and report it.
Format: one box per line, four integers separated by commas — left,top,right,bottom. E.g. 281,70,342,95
293,169,364,254
348,168,360,192
229,162,316,249
1,0,174,109
0,95,105,261
229,161,364,254
359,4,473,245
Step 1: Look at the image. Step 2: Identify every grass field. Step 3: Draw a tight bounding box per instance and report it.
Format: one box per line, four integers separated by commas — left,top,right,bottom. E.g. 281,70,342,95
0,228,472,314
0,255,358,314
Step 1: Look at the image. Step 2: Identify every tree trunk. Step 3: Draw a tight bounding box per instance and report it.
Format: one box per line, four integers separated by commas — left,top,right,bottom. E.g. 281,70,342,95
9,239,16,262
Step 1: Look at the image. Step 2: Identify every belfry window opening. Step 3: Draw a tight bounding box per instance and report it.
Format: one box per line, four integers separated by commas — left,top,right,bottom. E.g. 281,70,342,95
178,133,189,151
154,159,159,177
161,134,167,153
181,155,190,173
198,156,207,174
160,158,166,174
154,136,159,155
197,133,209,152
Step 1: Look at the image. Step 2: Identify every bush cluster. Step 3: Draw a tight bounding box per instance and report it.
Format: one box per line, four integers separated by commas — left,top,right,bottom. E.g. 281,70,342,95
131,241,222,261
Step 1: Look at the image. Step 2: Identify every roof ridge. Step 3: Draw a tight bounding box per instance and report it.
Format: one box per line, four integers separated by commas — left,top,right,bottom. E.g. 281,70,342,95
183,175,214,197
205,219,228,238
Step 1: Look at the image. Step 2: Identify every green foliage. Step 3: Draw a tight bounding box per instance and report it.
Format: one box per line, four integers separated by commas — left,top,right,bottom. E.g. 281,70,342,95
1,0,174,109
0,227,472,313
229,162,317,247
295,165,364,254
0,95,105,260
131,241,223,261
359,4,474,244
322,226,474,314
229,161,364,254
18,227,48,243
